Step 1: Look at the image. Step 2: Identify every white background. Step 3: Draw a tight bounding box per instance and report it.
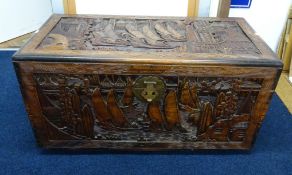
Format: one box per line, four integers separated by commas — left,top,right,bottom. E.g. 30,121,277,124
75,0,188,17
0,0,52,43
228,0,292,51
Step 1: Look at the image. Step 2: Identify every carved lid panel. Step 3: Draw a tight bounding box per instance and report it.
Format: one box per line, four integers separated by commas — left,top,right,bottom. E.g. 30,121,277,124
37,17,261,55
14,15,281,67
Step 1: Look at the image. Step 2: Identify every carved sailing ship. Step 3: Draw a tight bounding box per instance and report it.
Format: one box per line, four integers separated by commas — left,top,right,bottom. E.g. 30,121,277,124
164,90,182,130
107,89,128,127
147,102,164,129
121,77,134,106
92,88,112,129
33,73,259,142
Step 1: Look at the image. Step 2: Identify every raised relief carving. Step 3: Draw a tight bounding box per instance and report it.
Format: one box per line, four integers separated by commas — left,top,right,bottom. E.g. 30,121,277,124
107,89,128,127
34,74,262,143
39,34,69,50
187,20,261,54
92,88,112,129
147,102,164,129
38,17,260,55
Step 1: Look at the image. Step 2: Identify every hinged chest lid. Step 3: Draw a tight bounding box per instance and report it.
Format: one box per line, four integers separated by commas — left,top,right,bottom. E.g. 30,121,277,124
13,14,282,67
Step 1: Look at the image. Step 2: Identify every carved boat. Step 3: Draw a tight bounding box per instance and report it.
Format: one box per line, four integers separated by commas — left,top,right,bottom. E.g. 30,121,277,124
107,89,128,127
198,102,213,135
91,31,107,46
180,82,195,108
147,102,164,126
142,25,163,41
122,77,134,106
81,104,95,138
164,90,180,130
154,23,185,42
125,24,172,49
104,23,129,46
125,24,146,39
92,88,112,127
92,23,128,46
166,23,186,40
190,84,201,109
44,115,80,140
214,92,226,118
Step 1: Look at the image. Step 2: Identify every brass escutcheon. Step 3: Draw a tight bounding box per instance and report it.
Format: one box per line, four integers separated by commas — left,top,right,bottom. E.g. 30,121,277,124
133,76,166,102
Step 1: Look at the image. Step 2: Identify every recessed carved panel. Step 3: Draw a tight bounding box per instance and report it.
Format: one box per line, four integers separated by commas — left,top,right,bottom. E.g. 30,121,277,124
34,73,263,143
37,17,261,55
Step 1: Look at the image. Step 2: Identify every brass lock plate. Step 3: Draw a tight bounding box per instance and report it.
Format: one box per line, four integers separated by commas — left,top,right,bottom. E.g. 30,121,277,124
133,76,166,102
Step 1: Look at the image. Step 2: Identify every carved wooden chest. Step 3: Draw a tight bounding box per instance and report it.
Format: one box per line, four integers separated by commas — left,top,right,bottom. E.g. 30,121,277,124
13,15,282,150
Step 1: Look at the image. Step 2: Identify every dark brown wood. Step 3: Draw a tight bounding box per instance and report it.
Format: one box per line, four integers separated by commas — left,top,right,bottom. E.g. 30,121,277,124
13,14,282,151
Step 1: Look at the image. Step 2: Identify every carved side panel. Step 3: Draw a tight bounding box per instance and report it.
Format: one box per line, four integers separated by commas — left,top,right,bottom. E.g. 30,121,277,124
34,73,263,143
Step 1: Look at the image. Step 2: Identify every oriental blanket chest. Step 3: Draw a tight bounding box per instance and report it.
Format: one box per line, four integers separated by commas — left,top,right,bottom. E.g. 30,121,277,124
13,14,282,150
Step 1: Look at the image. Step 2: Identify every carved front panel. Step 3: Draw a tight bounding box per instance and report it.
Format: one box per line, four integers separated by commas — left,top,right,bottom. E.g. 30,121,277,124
37,17,260,55
34,73,262,144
